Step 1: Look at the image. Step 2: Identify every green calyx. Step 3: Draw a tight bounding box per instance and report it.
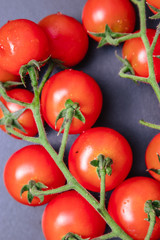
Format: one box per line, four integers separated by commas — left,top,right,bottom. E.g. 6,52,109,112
62,232,90,240
20,180,48,204
144,200,160,222
147,153,160,175
90,24,127,47
90,154,113,178
55,99,85,135
147,3,160,19
0,100,26,134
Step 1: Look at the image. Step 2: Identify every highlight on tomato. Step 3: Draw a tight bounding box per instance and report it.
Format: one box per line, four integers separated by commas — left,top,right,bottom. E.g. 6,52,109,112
0,19,50,75
82,0,136,42
145,133,160,181
39,13,89,67
3,145,66,206
122,28,160,82
42,190,106,240
41,69,103,134
0,88,38,138
68,127,133,192
108,176,160,240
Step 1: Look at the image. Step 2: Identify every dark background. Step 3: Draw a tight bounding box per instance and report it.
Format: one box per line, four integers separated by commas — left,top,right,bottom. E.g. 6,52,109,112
0,0,159,240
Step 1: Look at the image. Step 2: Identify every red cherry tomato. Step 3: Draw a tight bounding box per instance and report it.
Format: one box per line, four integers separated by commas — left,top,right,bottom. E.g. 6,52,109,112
108,177,160,240
0,67,20,82
0,88,38,138
145,133,160,181
42,190,106,240
41,69,103,134
122,29,160,82
82,0,136,42
39,13,89,66
146,0,160,13
69,127,133,192
4,145,66,206
0,19,50,75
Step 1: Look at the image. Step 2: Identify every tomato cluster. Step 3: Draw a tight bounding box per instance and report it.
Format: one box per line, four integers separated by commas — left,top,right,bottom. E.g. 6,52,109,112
0,0,160,240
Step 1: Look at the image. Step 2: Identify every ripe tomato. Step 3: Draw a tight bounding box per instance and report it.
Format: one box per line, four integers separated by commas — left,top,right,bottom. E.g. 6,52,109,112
0,88,38,138
146,0,160,13
69,127,133,192
41,69,103,134
122,29,160,82
0,67,20,82
0,19,50,75
82,0,136,42
108,177,160,240
39,13,89,66
145,133,160,181
42,190,106,240
4,145,66,206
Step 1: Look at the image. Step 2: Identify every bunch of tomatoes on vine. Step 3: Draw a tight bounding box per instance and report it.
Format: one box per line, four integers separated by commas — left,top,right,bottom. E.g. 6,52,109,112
0,0,160,240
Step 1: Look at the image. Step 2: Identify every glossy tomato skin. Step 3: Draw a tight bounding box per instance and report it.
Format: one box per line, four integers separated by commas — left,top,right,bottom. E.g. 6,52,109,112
82,0,136,42
145,133,160,181
4,145,66,206
108,177,160,240
69,127,133,192
122,29,160,82
0,67,20,82
0,19,50,75
146,0,160,13
39,13,89,66
41,69,103,134
0,88,38,138
42,190,106,240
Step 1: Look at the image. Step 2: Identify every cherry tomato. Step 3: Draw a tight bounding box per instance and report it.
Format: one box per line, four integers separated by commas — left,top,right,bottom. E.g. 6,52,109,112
39,13,89,66
145,133,160,181
146,0,160,13
4,145,66,206
0,66,20,82
82,0,136,42
69,127,133,192
41,69,103,134
122,29,160,82
108,177,160,240
0,19,50,75
0,88,38,138
42,190,106,240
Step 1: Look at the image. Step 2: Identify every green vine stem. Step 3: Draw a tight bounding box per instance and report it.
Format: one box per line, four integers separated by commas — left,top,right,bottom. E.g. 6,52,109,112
145,210,156,240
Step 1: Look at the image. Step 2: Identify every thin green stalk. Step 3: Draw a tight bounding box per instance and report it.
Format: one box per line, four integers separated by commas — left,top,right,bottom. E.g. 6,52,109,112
145,212,156,240
92,232,117,240
30,184,73,197
100,169,106,210
38,59,55,95
139,120,160,130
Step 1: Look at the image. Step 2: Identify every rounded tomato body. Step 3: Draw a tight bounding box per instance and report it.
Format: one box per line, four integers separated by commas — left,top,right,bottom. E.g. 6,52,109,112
69,127,133,192
146,0,160,13
41,69,103,134
108,177,160,240
4,145,66,206
145,133,160,181
42,190,106,240
0,67,20,82
0,19,50,75
82,0,136,42
0,88,38,138
122,29,160,82
39,13,89,66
